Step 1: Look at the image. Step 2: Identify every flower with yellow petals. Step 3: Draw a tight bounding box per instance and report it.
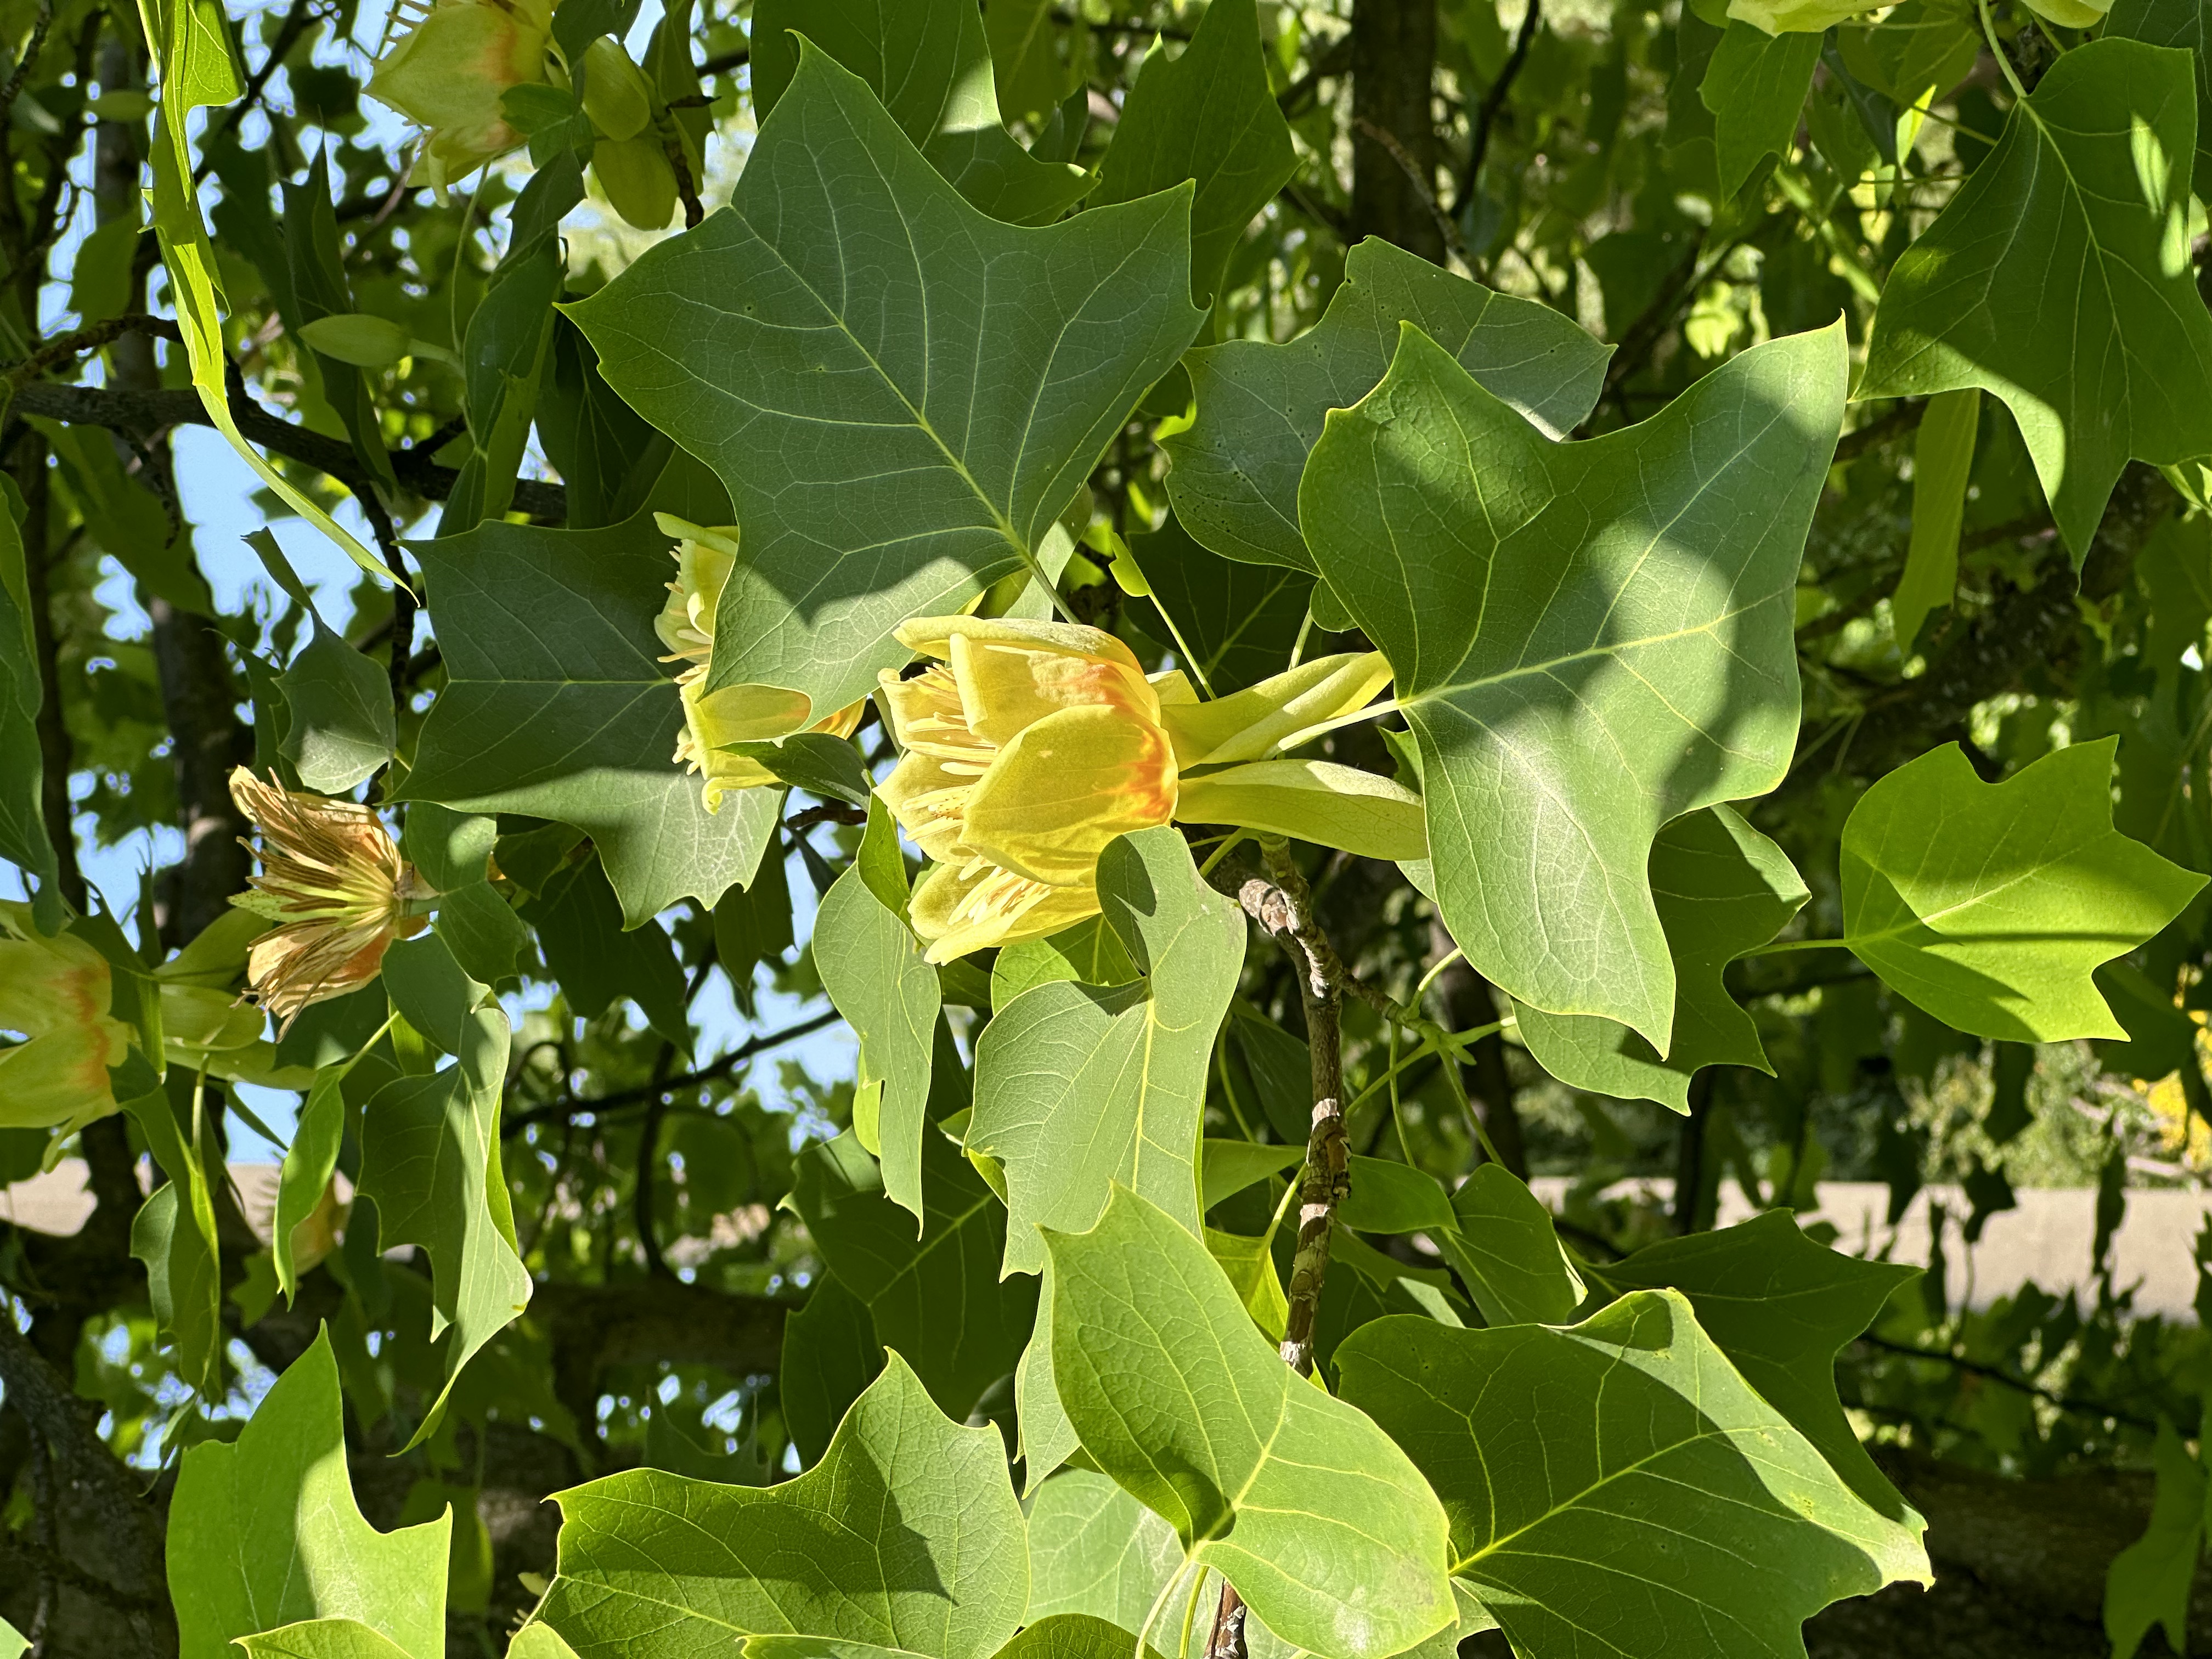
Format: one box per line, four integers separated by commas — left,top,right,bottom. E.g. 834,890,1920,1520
655,518,867,812
367,0,557,193
877,616,1427,962
228,770,435,1033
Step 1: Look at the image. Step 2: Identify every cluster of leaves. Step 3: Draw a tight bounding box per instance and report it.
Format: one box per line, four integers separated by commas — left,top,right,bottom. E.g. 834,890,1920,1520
8,0,2212,1654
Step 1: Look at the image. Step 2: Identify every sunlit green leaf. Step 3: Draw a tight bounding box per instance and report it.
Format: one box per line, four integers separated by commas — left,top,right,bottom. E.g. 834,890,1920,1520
969,828,1245,1276
1432,1163,1584,1328
568,47,1201,722
1513,805,1809,1110
170,1331,449,1659
1165,236,1612,572
541,1355,1029,1658
1301,321,1845,1049
1046,1186,1456,1659
1860,38,2212,557
816,870,940,1220
1841,739,2207,1040
1336,1293,1931,1659
1700,23,1820,197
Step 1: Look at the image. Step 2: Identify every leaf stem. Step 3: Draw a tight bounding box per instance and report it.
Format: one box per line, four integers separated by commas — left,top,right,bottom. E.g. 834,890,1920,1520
1747,936,1855,956
1137,1560,1192,1659
1176,1555,1211,1658
1979,0,2029,101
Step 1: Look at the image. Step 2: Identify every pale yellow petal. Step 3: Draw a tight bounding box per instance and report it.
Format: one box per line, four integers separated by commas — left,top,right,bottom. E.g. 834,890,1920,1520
1176,760,1429,862
910,862,1102,963
1159,651,1394,768
962,704,1177,885
950,630,1160,746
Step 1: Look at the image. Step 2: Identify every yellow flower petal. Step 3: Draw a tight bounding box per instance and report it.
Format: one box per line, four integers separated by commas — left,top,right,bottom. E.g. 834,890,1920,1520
0,1025,124,1131
1176,759,1429,862
947,629,1159,747
962,703,1178,885
909,861,1102,963
1159,651,1394,768
877,749,983,866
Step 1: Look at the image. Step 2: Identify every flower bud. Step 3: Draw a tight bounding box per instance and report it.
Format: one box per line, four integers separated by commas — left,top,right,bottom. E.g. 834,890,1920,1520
580,36,654,142
298,313,414,368
592,133,678,231
367,0,556,191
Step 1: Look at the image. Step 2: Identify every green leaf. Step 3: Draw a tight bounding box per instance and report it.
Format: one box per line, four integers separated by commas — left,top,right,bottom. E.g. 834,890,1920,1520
1300,321,1846,1049
541,1355,1029,1659
780,1272,885,1471
988,915,1139,1008
1199,1137,1304,1214
1164,236,1613,572
278,617,396,793
983,0,1072,121
1892,387,1979,651
2110,0,2212,194
403,803,496,893
1126,515,1313,696
1337,1155,1455,1235
0,1615,21,1659
1025,1469,1185,1638
2104,1419,2207,1659
1589,1209,1921,1522
749,0,1091,225
123,1079,223,1396
968,827,1246,1276
1335,1294,1931,1659
816,870,940,1220
1014,1258,1080,1492
358,992,532,1447
539,316,673,530
431,883,529,989
786,1130,1036,1424
1700,23,1821,198
1840,740,2207,1040
567,46,1202,722
379,933,489,1058
169,1331,449,1659
1432,1163,1584,1328
1860,38,2212,558
0,476,58,927
1205,1226,1289,1339
274,1054,362,1301
236,1621,417,1659
989,1615,1170,1659
280,154,399,492
523,855,690,1048
400,512,782,926
1046,1187,1454,1659
1093,0,1296,306
1511,805,1809,1111
724,732,872,808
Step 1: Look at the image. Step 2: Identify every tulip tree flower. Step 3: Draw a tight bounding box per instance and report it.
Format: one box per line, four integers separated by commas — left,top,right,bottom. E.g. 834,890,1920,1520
229,770,436,1033
876,616,1427,962
367,0,557,192
655,520,867,812
0,904,272,1133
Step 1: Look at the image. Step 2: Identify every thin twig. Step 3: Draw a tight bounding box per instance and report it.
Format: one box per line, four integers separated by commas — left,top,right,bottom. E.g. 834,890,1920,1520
1352,115,1471,268
1455,0,1540,218
665,136,704,229
500,1008,842,1137
0,0,55,147
1852,1332,2157,1430
194,0,324,184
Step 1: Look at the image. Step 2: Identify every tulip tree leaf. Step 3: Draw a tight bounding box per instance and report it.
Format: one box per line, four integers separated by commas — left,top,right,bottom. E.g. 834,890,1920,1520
1859,38,2212,559
1588,1210,1921,1522
168,1331,449,1659
1432,1163,1585,1329
400,513,783,925
1700,22,1821,199
1164,236,1613,572
2103,1419,2207,1659
357,989,532,1448
568,47,1203,723
523,854,690,1048
1300,322,1846,1050
1093,0,1296,306
1025,1470,1187,1637
815,870,940,1221
749,0,1091,226
276,617,395,794
540,1355,1029,1659
123,1084,224,1398
1335,1294,1932,1659
1840,740,2207,1041
1513,805,1809,1111
786,1130,1036,1425
1045,1186,1457,1659
0,486,61,927
780,1272,885,1471
2110,0,2212,195
1126,514,1313,696
235,1621,416,1659
968,827,1245,1277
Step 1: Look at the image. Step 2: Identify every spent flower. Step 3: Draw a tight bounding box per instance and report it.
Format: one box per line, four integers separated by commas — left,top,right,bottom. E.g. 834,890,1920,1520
228,769,434,1032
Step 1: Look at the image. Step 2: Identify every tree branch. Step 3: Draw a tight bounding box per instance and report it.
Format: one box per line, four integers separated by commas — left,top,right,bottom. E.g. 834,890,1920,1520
502,1008,843,1137
1454,0,1540,218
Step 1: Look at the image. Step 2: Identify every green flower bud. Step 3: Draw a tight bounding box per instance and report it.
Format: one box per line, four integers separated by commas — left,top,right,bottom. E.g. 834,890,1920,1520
297,313,414,369
581,36,654,142
591,133,678,231
366,0,556,191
